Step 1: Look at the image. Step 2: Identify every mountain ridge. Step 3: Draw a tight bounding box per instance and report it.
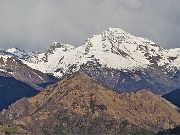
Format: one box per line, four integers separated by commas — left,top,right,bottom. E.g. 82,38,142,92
3,27,180,94
0,71,180,134
7,28,180,76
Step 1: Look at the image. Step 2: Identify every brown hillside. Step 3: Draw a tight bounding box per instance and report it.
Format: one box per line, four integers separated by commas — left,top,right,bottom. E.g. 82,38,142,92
0,72,180,134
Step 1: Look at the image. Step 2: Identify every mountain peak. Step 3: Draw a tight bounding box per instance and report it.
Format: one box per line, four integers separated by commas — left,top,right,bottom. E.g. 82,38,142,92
107,27,127,33
51,42,64,48
7,47,22,52
49,42,75,51
67,71,92,80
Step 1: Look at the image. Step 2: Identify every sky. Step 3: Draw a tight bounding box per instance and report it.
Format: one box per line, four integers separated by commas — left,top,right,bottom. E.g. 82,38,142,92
0,0,180,51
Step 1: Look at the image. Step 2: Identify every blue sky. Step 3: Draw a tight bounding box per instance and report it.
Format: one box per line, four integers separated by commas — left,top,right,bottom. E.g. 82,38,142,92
0,0,179,51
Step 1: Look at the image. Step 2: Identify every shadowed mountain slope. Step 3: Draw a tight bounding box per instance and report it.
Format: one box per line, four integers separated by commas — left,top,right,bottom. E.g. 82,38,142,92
157,126,180,135
162,89,180,107
0,76,38,111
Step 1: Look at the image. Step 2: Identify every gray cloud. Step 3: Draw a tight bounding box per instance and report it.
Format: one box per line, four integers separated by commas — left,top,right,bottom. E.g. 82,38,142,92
0,0,179,51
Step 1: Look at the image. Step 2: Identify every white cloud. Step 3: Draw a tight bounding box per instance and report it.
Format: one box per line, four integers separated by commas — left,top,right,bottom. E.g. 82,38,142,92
121,0,142,9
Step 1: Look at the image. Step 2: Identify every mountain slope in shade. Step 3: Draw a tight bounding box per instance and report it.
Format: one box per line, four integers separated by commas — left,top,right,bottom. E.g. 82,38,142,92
162,89,180,107
8,28,180,95
0,49,58,90
156,126,180,135
0,72,180,134
0,76,38,111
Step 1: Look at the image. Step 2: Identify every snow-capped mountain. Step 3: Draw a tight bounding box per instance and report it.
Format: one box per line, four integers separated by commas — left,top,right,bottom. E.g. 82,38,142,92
7,28,180,94
10,28,180,77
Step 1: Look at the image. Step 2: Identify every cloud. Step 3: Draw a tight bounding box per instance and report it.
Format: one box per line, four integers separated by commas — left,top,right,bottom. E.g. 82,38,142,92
0,0,179,51
120,0,143,10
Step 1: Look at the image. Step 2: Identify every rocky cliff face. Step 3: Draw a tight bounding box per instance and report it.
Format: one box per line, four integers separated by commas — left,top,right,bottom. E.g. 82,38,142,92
0,72,180,134
79,61,179,94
